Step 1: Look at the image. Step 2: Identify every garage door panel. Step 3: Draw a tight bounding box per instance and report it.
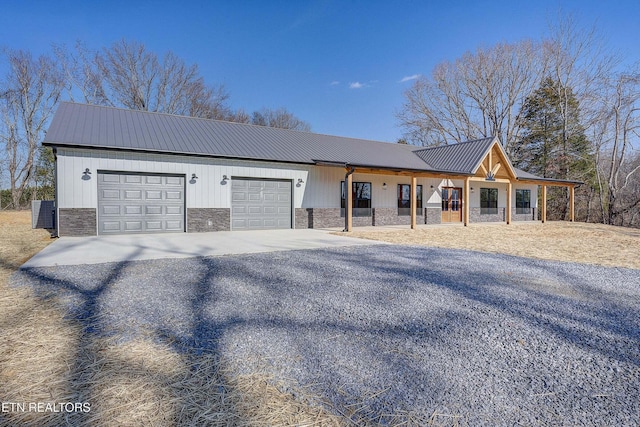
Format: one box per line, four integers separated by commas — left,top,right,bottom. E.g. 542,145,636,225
101,205,120,215
232,192,247,202
145,205,162,215
232,219,247,228
165,220,183,231
145,190,162,200
145,176,162,185
248,206,262,214
101,174,120,183
231,179,291,230
165,176,182,185
124,205,142,215
98,172,184,235
262,219,276,227
145,221,162,229
101,189,120,199
277,219,290,227
124,190,142,200
232,206,247,215
166,206,183,215
166,191,182,200
124,221,143,231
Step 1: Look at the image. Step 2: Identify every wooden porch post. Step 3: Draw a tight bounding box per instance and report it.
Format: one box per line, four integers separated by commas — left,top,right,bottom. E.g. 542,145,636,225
346,170,353,232
569,185,575,222
506,181,512,225
464,177,470,226
410,175,417,229
541,185,547,223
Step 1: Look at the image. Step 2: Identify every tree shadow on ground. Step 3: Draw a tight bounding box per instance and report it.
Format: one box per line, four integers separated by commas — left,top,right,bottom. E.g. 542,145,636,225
9,244,640,425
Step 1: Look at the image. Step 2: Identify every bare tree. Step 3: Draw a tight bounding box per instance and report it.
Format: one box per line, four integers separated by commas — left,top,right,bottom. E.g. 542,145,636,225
597,71,640,225
397,40,545,153
58,39,231,119
251,107,311,131
0,49,64,209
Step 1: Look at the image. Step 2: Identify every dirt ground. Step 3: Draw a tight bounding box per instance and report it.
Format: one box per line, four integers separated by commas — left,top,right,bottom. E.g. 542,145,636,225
0,211,342,427
347,221,640,270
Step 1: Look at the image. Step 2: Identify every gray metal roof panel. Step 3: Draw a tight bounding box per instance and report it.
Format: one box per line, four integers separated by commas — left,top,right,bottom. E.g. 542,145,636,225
44,102,434,171
411,137,496,174
514,167,583,185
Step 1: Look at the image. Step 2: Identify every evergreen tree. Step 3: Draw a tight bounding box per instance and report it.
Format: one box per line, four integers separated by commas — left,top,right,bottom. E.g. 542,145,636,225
516,77,596,220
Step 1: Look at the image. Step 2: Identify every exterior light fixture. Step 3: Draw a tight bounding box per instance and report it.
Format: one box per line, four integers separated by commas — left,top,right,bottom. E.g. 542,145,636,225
82,168,92,180
382,182,387,190
222,175,229,181
84,168,91,175
297,178,304,184
191,173,198,180
430,185,434,189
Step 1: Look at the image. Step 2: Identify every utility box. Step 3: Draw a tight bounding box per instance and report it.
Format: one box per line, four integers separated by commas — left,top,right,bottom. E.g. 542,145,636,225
32,200,55,229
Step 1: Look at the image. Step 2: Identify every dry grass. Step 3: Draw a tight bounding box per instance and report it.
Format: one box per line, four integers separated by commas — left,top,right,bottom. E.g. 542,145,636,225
0,211,343,426
347,221,640,270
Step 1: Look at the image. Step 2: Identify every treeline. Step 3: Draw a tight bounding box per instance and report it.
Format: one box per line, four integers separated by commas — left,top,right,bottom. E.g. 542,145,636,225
0,39,310,209
398,16,640,228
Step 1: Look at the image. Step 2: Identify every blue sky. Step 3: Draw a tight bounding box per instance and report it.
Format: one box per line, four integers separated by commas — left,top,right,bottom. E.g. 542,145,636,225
1,0,639,142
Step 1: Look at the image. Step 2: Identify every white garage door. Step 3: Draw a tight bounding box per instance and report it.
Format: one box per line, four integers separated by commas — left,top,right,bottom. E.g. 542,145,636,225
231,179,292,230
97,172,185,235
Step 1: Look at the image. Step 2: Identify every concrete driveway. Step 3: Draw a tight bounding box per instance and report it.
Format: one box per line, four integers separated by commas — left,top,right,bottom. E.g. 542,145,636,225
22,229,383,268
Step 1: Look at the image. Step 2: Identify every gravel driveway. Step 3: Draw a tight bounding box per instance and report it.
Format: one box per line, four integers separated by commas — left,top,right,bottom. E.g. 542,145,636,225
14,245,640,426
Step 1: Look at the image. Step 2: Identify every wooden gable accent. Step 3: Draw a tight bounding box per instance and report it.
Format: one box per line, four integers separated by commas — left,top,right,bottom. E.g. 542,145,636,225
473,140,517,180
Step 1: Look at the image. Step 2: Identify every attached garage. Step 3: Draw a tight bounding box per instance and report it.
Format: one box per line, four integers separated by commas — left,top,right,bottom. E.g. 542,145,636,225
231,178,292,230
97,172,185,235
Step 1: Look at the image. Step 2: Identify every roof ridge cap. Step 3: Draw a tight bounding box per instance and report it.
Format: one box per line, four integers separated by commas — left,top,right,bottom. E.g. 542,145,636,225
411,136,496,152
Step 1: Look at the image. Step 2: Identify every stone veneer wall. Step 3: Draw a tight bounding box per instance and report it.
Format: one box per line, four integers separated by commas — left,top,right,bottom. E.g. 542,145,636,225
294,208,311,229
511,208,536,222
372,208,424,226
307,208,345,228
470,207,505,223
425,208,442,225
187,208,230,232
58,208,97,236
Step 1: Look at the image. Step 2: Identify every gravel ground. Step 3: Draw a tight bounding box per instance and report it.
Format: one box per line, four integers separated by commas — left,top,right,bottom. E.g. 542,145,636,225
13,245,640,426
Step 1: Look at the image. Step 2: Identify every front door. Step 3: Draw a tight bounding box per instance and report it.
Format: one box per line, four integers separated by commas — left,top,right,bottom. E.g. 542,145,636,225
441,187,462,223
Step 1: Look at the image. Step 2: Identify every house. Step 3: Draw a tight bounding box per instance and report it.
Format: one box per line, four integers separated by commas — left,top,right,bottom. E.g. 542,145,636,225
42,102,580,236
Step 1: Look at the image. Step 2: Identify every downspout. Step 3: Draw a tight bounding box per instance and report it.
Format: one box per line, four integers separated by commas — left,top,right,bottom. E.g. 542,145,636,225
52,147,59,237
343,165,355,232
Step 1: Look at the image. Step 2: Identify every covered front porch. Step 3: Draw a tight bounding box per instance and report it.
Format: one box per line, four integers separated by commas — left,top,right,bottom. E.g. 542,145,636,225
339,138,579,232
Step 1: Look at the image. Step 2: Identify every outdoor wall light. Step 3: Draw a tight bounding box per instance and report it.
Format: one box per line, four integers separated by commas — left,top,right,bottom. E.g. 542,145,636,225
82,168,92,180
222,175,229,181
382,182,387,190
191,173,198,180
430,185,434,189
297,178,304,184
84,168,91,175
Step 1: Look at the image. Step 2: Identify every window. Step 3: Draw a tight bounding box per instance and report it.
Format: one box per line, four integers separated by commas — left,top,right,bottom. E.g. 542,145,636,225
480,188,498,214
397,184,422,216
516,189,531,214
341,181,372,217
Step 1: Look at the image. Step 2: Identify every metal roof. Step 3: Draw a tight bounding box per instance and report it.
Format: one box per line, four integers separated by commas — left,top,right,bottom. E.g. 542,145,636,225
43,102,578,184
43,102,432,171
514,167,583,185
411,137,496,174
